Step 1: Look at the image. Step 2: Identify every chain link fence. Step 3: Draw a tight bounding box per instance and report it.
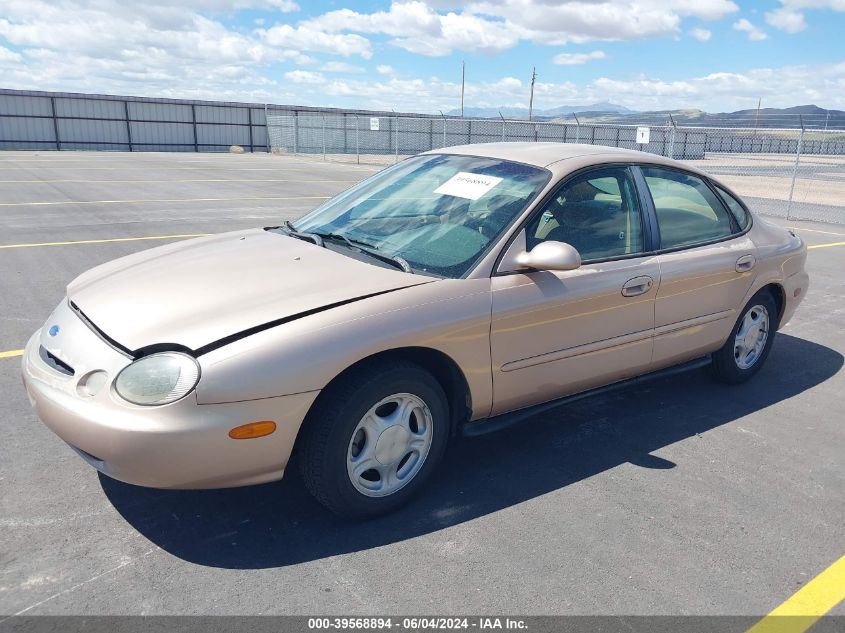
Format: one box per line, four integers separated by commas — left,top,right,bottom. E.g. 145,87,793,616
267,110,845,225
678,127,845,224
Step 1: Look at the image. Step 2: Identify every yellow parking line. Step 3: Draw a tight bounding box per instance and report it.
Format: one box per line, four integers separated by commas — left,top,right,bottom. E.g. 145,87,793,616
808,241,845,250
788,227,845,237
0,234,209,250
0,195,330,207
0,350,23,359
746,554,845,633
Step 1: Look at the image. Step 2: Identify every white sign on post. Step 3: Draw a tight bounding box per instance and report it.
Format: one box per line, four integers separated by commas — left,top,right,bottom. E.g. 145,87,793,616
636,127,650,144
370,117,380,131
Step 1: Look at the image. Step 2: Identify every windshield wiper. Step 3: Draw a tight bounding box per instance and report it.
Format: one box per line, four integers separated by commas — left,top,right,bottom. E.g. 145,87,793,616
313,231,413,274
281,220,323,247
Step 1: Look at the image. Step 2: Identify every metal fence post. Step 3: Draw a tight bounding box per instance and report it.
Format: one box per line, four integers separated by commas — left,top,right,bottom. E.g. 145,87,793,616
247,107,254,153
191,104,198,152
264,104,270,153
667,124,676,159
355,115,360,164
123,100,133,152
50,97,60,150
394,116,399,163
322,115,326,160
293,112,298,155
500,114,506,142
786,125,805,220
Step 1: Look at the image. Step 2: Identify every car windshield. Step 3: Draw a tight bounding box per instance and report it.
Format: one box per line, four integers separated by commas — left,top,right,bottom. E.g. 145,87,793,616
291,153,550,278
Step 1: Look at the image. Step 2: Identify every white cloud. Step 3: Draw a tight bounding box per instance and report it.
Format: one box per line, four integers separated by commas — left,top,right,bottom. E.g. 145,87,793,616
303,1,739,56
276,61,845,114
284,70,325,84
0,45,22,62
0,0,370,99
765,8,806,32
167,0,300,10
0,0,840,115
320,61,365,73
466,0,738,44
733,18,768,41
265,0,299,10
552,50,606,65
689,28,712,41
302,2,518,56
766,1,845,33
589,63,845,111
259,24,373,58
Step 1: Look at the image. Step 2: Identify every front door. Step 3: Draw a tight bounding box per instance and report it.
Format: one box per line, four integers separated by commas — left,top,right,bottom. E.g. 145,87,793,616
489,166,659,416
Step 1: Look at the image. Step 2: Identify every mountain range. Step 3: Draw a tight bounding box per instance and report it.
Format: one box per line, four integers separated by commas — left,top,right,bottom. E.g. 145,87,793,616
446,103,845,129
446,102,634,118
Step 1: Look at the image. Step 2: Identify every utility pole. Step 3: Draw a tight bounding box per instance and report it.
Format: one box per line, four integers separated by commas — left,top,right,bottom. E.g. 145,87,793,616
528,66,536,121
460,61,465,118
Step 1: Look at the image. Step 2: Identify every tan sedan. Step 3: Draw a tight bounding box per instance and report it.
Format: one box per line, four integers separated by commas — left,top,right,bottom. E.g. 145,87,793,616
22,143,809,517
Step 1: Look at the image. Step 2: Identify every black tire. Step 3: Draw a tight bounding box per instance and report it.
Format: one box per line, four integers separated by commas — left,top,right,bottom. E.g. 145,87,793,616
709,289,779,385
296,360,450,518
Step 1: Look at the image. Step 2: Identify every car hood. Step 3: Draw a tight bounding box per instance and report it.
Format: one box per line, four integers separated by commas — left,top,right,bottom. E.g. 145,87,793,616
67,229,431,353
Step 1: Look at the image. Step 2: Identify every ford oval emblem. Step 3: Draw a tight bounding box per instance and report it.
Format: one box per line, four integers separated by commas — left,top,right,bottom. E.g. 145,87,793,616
48,325,60,337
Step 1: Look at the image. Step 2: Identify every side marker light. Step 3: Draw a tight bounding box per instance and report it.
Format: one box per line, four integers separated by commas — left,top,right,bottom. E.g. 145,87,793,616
228,421,277,440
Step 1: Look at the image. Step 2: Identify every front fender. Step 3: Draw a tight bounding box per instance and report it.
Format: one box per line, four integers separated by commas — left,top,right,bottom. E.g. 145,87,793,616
195,279,494,419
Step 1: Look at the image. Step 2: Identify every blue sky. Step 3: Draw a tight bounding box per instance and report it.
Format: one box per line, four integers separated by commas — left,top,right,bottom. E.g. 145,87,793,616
0,1,843,113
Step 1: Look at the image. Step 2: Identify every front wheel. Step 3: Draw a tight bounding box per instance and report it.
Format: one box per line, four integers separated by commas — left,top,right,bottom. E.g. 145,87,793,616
297,361,450,518
710,289,779,384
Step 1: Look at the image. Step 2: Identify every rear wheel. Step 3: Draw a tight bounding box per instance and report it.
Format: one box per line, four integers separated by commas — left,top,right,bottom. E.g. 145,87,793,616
710,289,779,384
297,361,449,518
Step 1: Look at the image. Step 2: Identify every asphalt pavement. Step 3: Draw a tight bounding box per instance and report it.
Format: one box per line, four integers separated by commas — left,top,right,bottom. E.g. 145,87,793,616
0,151,842,618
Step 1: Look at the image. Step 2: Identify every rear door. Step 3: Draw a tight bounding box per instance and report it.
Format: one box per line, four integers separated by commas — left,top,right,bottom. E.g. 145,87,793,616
636,165,757,369
489,165,659,416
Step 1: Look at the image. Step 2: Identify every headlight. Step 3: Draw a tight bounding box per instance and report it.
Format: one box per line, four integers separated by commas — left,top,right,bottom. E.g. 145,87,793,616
114,352,200,406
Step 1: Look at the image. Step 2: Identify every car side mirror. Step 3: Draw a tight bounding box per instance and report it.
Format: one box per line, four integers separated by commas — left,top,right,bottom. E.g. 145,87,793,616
515,241,582,271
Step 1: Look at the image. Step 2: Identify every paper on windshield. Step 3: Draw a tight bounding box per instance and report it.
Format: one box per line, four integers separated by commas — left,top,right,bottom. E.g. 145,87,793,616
434,172,503,200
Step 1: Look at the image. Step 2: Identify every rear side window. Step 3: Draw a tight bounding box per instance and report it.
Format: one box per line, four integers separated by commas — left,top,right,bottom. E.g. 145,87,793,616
715,185,750,230
642,167,735,249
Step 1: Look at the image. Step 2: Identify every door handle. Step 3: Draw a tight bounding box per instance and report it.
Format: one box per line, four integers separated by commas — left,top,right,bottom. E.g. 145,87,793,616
735,254,756,272
622,275,654,297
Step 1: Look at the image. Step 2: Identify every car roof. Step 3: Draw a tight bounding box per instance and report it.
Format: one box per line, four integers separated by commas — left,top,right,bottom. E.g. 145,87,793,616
425,142,681,169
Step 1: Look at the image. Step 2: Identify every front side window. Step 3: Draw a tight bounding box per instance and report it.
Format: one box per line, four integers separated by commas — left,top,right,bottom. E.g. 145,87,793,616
525,166,644,261
292,154,549,278
642,167,735,249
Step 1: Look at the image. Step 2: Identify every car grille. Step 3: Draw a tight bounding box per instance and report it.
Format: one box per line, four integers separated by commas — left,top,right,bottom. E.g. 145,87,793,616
39,345,75,376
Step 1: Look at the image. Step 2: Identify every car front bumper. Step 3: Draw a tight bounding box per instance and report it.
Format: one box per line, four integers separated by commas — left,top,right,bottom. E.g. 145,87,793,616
21,301,319,489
